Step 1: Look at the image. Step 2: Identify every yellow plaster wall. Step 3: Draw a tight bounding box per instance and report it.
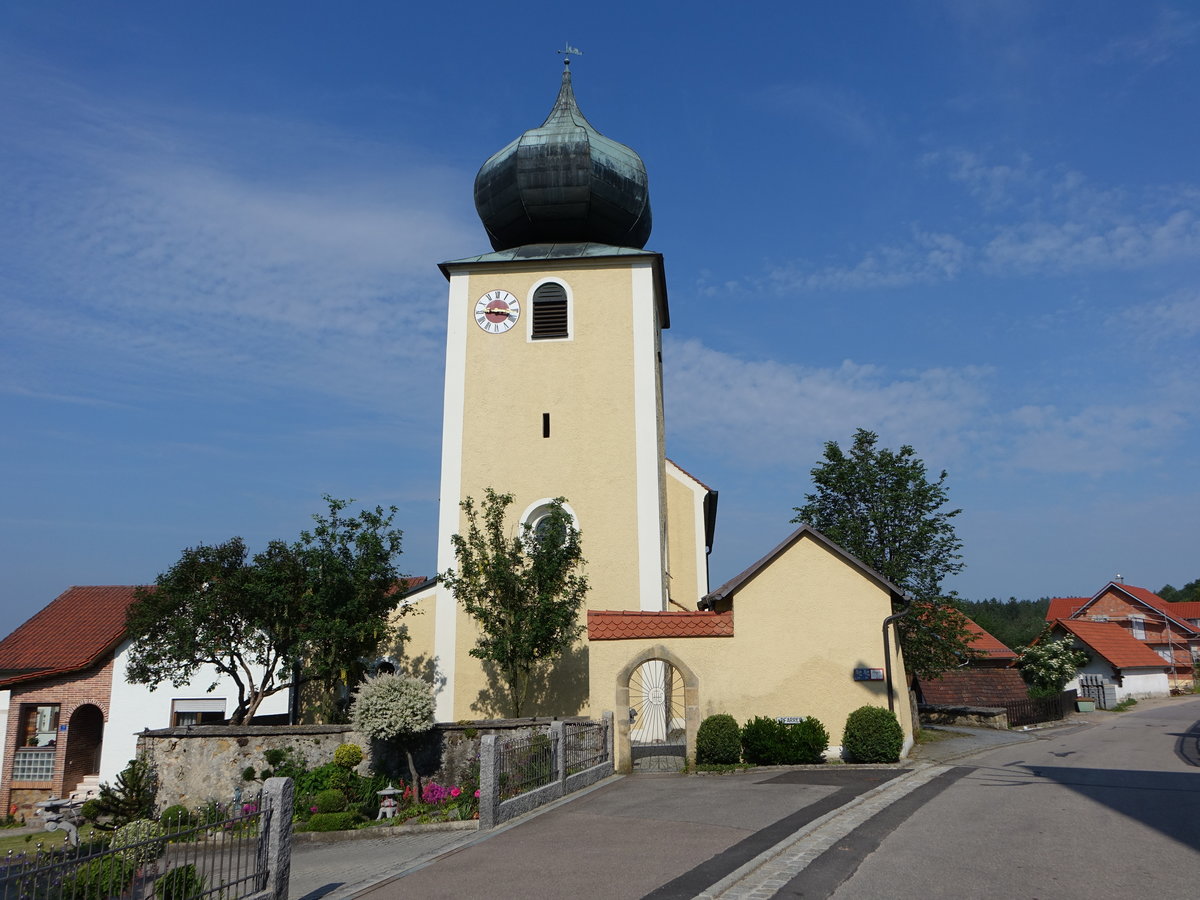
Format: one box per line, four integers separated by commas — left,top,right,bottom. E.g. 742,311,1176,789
453,258,663,613
588,533,913,765
665,468,704,606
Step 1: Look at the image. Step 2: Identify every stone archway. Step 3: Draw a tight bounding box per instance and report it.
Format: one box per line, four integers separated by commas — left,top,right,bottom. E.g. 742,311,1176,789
614,646,700,773
63,704,104,797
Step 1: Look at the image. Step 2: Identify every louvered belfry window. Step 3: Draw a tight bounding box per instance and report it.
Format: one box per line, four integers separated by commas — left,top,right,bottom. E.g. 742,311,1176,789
531,282,569,339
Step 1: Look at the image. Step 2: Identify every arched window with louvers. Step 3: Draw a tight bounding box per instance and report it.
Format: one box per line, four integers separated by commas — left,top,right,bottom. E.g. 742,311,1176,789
530,281,570,340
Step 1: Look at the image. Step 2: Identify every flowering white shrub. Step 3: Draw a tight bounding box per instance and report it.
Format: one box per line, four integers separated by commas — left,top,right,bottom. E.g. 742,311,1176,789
111,818,165,866
349,673,435,741
1016,631,1089,695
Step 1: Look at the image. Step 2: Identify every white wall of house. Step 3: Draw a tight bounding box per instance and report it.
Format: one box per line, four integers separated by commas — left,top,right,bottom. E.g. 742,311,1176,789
1065,658,1169,702
103,641,289,784
1115,669,1170,700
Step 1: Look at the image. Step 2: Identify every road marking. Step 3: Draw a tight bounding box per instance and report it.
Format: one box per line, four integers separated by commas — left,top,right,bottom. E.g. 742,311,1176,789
695,765,951,899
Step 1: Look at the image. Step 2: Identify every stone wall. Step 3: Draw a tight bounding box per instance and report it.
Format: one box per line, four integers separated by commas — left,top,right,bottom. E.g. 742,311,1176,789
918,705,1009,729
138,717,589,808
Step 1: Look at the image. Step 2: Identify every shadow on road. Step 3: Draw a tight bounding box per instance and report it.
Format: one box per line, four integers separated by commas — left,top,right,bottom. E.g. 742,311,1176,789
1170,718,1200,767
971,764,1200,851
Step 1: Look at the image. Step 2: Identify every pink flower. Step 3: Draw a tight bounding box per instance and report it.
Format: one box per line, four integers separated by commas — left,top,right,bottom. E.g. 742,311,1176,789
450,787,462,798
309,806,318,813
473,789,480,798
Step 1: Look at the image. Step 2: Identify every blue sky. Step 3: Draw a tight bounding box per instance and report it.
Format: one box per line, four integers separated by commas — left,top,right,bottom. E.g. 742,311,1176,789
3,2,1198,639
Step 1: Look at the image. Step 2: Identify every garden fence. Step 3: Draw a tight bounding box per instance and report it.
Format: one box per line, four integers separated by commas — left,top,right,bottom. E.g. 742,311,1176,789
0,778,293,900
1003,690,1076,727
479,713,613,829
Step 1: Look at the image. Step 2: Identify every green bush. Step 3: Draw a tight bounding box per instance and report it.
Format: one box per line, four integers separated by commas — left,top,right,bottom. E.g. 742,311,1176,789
111,818,166,866
314,789,347,814
159,804,193,833
741,716,789,765
306,812,360,832
785,717,829,764
156,864,207,900
84,759,157,829
64,856,136,900
333,743,363,770
695,714,741,764
842,706,903,763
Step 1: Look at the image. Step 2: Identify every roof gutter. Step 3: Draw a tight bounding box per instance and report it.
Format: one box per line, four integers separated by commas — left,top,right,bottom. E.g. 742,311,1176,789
882,592,913,714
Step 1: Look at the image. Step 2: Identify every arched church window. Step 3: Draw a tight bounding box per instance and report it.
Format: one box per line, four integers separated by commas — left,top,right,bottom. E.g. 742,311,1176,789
531,282,569,339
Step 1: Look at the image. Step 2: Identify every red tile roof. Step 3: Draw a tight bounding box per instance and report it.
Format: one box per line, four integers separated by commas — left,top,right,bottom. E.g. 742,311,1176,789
588,610,734,641
917,668,1029,706
0,586,138,687
960,615,1016,660
1046,597,1088,622
1053,619,1171,669
1166,601,1200,620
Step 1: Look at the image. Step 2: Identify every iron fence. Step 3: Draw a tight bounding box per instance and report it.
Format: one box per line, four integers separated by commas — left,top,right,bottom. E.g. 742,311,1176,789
563,721,607,775
0,803,271,900
1003,690,1075,727
496,732,556,801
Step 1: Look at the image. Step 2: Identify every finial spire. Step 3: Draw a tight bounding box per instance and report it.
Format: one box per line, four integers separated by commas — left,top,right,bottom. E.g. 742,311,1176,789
557,42,583,67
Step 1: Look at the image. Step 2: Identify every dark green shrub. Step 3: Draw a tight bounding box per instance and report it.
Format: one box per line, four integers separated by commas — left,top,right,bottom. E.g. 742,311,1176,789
741,716,789,765
159,804,193,832
297,762,352,796
156,864,207,900
65,856,136,900
306,812,359,832
785,718,829,764
84,759,157,829
314,789,347,814
842,706,903,763
696,714,741,764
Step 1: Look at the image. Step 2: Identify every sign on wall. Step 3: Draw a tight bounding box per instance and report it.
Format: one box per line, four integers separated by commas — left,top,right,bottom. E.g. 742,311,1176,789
853,668,886,681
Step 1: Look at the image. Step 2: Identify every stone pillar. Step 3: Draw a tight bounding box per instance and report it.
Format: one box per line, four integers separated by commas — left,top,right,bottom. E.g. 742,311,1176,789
261,777,293,900
550,721,565,784
478,735,500,830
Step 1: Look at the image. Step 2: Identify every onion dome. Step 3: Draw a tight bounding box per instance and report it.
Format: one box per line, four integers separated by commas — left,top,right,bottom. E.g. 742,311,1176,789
474,61,652,251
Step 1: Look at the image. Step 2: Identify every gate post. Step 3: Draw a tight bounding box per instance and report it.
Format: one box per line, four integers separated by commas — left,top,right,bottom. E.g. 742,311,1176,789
261,777,293,900
479,735,500,829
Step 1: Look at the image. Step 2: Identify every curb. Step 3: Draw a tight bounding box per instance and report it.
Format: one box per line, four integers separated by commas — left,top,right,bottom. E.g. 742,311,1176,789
292,819,478,843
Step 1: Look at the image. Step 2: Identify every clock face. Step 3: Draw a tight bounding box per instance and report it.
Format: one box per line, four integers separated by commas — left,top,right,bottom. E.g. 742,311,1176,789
474,290,521,333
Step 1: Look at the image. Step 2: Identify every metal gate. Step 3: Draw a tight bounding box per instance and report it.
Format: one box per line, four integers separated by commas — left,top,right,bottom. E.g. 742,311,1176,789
628,660,686,771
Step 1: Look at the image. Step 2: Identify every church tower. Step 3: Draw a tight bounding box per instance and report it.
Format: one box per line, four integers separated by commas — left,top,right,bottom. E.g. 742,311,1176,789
431,59,674,720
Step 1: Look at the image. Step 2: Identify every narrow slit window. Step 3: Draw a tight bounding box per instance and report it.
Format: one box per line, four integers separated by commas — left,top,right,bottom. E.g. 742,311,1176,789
542,413,551,438
531,282,568,339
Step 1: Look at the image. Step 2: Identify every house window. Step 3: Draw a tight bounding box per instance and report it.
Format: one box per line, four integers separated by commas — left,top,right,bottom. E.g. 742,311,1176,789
531,282,569,340
1130,616,1145,640
1154,647,1173,663
19,704,60,747
171,698,226,727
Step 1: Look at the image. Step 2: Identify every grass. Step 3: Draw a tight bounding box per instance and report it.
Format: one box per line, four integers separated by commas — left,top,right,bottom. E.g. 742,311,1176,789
915,727,959,745
0,824,105,855
1111,697,1138,712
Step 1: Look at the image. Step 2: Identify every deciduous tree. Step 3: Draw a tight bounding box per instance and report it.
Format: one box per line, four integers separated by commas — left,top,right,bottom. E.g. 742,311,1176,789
441,488,589,717
125,496,405,724
792,428,973,678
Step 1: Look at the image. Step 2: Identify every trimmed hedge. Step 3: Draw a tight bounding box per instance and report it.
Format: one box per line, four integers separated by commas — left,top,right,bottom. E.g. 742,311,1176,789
741,716,789,765
314,788,347,814
306,812,360,832
696,714,741,764
786,717,829,764
842,706,903,763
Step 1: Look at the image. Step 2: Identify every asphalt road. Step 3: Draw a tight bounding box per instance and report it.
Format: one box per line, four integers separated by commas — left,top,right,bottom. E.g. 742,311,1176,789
816,696,1200,900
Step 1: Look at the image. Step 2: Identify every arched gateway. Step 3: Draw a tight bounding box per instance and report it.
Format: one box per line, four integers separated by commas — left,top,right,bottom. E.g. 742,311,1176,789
614,647,700,772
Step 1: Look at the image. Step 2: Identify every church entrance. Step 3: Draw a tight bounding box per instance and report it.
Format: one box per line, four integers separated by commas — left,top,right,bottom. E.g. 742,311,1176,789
628,659,686,771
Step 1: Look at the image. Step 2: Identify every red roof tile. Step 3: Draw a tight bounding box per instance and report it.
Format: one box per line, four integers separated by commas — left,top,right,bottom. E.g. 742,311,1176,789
1166,601,1200,620
917,668,1029,706
959,615,1016,659
0,586,138,686
1046,597,1088,622
588,610,734,641
1053,619,1171,669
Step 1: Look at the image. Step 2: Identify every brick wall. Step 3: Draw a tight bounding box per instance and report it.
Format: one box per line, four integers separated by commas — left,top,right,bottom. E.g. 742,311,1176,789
1,659,113,818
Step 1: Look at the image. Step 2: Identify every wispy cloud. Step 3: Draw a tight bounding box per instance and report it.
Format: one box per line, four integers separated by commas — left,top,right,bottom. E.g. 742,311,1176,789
1097,7,1200,67
0,58,478,415
755,82,883,147
663,337,991,468
765,229,968,293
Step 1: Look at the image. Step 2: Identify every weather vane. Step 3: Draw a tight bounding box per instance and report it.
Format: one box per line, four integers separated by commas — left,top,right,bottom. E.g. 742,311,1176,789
557,43,583,67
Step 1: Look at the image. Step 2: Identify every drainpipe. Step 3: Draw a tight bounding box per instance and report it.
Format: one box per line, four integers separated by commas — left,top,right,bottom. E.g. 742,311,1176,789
882,592,913,714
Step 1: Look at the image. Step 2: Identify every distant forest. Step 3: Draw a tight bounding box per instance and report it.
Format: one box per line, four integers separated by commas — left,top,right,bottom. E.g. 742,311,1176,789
957,578,1199,651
